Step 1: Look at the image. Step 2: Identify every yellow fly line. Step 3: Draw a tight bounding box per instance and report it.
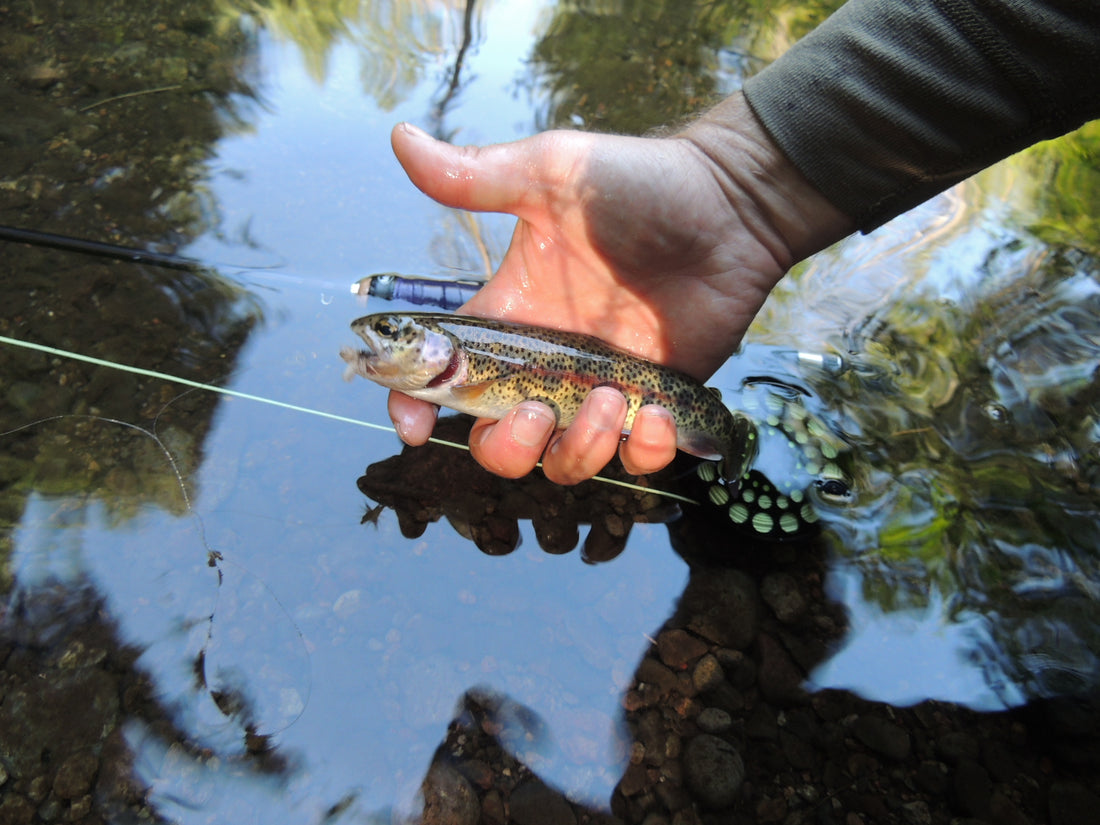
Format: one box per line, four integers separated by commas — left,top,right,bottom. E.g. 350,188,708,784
0,334,700,506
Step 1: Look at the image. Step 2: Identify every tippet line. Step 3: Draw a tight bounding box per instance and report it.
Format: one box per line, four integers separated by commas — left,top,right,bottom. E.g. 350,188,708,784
0,333,700,506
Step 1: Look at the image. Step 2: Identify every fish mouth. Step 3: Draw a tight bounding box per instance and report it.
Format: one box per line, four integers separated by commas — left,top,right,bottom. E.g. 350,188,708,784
339,345,378,381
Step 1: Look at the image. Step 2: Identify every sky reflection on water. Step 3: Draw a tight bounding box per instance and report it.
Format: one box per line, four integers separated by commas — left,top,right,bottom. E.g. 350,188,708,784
2,0,1099,820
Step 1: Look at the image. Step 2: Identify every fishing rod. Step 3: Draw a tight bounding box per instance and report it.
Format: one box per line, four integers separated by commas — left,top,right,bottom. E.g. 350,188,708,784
0,224,862,514
0,224,204,271
0,223,856,376
0,224,483,310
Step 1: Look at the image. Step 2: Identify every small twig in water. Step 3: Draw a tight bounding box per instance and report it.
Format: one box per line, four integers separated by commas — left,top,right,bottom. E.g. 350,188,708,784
79,84,185,113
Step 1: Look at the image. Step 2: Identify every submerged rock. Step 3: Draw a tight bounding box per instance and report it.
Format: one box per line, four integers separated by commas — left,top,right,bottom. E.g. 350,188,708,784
681,734,744,809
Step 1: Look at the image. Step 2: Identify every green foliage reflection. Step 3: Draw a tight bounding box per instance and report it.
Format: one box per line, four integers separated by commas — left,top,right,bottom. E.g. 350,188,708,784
525,0,842,134
798,241,1100,695
221,0,481,110
1018,121,1100,254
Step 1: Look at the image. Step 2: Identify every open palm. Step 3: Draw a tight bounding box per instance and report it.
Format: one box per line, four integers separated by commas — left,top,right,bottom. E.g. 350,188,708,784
393,125,783,378
383,102,850,483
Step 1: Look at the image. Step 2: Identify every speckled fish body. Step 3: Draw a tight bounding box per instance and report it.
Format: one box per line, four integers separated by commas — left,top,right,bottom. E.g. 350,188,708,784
341,312,757,482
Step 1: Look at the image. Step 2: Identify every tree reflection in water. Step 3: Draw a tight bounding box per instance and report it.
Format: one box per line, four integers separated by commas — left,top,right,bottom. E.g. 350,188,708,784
2,0,1100,822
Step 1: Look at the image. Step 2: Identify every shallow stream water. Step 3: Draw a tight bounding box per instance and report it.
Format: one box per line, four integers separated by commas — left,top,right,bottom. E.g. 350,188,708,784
1,1,1099,823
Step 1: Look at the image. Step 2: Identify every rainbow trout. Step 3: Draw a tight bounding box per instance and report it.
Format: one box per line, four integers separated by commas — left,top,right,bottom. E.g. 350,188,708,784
340,312,757,483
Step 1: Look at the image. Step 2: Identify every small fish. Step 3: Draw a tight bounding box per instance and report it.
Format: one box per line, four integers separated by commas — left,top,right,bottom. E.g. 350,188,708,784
340,312,757,483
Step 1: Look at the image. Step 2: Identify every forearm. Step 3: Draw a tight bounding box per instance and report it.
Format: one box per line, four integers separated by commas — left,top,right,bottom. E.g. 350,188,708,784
742,0,1100,231
676,93,855,269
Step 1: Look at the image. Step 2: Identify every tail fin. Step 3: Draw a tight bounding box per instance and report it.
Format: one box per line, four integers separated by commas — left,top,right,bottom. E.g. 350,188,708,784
722,413,758,486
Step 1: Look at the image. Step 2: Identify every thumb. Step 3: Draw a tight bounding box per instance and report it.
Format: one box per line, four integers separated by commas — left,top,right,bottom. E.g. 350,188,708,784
390,122,578,216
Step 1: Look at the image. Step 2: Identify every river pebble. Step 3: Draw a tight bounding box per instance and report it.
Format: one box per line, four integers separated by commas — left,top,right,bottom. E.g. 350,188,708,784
953,758,993,818
852,713,911,761
695,707,732,734
682,734,745,809
509,779,577,825
51,751,98,800
691,653,724,694
899,799,932,825
760,572,807,624
680,569,758,649
656,629,708,670
756,632,806,704
420,761,479,825
937,730,980,763
1048,780,1100,825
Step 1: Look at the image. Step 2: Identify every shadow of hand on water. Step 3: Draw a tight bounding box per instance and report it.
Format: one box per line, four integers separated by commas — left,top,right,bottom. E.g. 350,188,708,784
357,414,685,563
356,413,1100,824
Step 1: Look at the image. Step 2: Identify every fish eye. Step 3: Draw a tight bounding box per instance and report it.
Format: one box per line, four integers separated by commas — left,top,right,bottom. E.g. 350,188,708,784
374,317,398,338
816,478,851,500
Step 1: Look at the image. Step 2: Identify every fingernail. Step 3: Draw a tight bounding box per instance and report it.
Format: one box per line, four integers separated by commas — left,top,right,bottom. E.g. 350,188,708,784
588,388,626,431
636,405,673,428
391,405,436,444
400,121,431,140
511,405,555,448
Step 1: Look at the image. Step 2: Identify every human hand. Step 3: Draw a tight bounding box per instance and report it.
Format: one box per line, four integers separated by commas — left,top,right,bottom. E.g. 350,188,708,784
386,94,853,484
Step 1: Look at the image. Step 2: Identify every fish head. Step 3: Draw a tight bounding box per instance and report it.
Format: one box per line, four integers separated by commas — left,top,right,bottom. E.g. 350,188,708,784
342,313,456,392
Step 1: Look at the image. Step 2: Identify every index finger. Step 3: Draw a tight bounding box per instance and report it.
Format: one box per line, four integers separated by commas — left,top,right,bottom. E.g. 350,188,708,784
387,391,439,446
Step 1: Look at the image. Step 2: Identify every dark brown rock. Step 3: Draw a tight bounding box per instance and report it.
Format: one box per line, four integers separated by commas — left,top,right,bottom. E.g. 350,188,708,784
691,654,724,694
510,779,577,825
760,573,807,624
420,761,479,825
756,634,806,705
1049,780,1100,825
657,629,708,671
52,750,98,800
681,570,758,650
682,734,744,809
852,714,911,761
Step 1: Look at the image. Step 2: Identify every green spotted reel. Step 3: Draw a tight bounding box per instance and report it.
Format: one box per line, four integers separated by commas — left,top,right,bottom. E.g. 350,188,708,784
696,381,852,539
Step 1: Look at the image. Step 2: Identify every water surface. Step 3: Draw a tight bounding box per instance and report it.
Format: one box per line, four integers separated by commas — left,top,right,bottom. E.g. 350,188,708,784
2,0,1099,822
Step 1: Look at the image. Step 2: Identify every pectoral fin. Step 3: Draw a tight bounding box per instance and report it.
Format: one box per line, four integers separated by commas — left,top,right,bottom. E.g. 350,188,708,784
450,380,497,405
678,414,758,484
722,414,758,483
676,431,726,462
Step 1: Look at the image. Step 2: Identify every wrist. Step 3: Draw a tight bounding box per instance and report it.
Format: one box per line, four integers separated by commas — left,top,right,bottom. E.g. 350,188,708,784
675,93,854,268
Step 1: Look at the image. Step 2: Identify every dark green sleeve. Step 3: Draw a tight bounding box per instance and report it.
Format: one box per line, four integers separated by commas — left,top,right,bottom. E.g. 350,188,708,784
742,0,1100,232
